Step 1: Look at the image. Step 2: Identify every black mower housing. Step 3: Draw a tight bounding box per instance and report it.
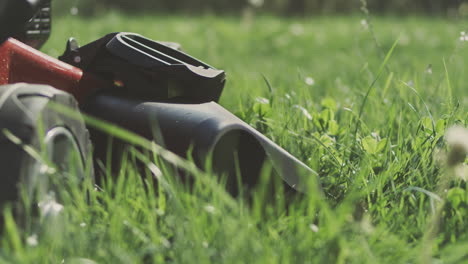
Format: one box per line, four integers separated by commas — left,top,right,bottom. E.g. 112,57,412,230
58,32,316,193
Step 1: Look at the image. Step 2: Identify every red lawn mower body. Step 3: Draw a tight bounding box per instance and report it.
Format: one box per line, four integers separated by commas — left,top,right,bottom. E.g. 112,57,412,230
0,38,109,102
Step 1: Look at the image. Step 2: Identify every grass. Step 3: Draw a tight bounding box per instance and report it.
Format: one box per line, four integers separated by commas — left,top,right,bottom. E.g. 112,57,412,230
1,12,468,263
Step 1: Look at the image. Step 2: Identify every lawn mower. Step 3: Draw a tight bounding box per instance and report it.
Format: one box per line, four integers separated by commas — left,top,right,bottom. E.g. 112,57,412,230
0,0,316,208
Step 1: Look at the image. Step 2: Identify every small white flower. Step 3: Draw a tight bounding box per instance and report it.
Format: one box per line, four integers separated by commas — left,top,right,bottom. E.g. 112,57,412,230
80,222,87,228
305,77,315,86
70,7,79,16
63,258,98,264
39,164,56,175
445,126,468,166
248,0,264,8
293,105,313,120
360,19,368,29
371,132,380,140
204,205,216,214
26,234,38,247
38,198,64,219
161,237,171,248
255,97,270,104
426,64,433,74
360,215,374,235
455,164,468,181
309,224,319,233
290,23,304,36
446,126,468,154
459,32,468,42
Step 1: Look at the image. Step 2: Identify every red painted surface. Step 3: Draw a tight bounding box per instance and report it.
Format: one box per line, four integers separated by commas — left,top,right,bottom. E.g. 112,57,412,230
0,38,110,102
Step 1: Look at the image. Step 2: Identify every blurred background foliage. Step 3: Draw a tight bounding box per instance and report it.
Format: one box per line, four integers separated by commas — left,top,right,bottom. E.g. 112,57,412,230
54,0,468,17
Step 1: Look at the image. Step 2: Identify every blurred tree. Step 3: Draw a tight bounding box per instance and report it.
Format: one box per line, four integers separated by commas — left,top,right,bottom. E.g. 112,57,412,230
287,0,307,15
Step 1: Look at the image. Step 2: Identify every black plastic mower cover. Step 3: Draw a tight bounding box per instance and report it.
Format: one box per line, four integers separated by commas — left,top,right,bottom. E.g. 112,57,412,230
84,95,315,192
0,0,51,48
60,32,317,192
60,32,226,103
0,0,37,42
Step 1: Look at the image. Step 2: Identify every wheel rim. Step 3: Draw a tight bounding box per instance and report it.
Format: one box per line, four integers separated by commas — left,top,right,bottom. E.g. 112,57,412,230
45,126,85,178
28,126,85,215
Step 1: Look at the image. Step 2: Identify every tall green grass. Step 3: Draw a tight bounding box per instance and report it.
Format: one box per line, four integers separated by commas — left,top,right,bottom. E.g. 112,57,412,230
1,13,467,263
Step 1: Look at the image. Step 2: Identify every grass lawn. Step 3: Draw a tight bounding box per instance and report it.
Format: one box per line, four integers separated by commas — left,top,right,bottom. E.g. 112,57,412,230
1,13,468,263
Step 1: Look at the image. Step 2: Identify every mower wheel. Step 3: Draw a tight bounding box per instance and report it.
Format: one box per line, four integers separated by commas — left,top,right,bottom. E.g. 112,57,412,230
0,83,93,210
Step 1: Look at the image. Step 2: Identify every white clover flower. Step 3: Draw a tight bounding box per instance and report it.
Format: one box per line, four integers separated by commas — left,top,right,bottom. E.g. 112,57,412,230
255,97,270,104
204,204,216,214
293,105,313,120
39,164,56,175
360,19,368,29
38,197,64,219
455,164,468,181
70,7,79,16
249,0,264,8
459,31,468,42
446,126,468,153
305,77,315,86
309,224,319,233
290,23,304,36
26,234,38,247
445,126,468,166
64,258,98,264
360,215,374,235
426,64,433,74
